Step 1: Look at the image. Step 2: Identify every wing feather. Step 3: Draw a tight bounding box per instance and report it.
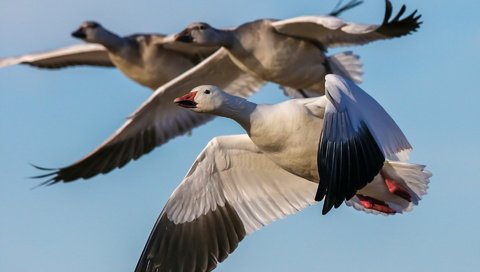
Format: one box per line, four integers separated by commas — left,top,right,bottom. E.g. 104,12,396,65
315,75,411,214
135,135,317,272
272,0,421,48
0,43,113,69
36,48,264,184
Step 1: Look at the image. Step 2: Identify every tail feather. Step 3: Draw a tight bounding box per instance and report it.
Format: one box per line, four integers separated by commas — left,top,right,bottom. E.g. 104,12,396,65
327,51,363,84
346,160,431,215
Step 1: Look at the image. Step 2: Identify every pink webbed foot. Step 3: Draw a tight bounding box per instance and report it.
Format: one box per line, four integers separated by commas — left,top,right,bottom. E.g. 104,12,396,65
384,177,412,202
356,194,396,214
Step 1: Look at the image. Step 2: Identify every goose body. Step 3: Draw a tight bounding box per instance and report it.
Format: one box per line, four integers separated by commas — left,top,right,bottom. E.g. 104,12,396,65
175,75,412,193
105,34,200,89
134,75,431,271
174,0,421,94
33,1,418,183
226,20,329,92
247,98,324,181
0,21,218,90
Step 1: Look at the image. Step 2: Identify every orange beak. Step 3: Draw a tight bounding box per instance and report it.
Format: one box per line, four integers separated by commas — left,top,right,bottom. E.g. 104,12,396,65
174,91,198,108
174,28,194,43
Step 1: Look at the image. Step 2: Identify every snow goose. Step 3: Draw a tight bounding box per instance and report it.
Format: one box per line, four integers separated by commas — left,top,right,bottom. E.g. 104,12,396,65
0,21,218,90
173,0,421,95
33,1,417,184
134,75,431,272
33,2,369,183
2,1,362,90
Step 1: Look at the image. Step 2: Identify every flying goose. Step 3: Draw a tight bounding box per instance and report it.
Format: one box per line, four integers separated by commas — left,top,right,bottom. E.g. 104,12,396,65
173,0,421,95
35,1,418,184
0,21,218,90
34,1,377,183
1,1,363,90
134,75,431,272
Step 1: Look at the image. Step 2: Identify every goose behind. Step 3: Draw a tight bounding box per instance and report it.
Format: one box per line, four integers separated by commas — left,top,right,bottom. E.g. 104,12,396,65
0,20,218,90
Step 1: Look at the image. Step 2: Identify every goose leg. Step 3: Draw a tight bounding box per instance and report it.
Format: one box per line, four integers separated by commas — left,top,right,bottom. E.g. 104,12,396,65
384,177,412,202
355,194,396,214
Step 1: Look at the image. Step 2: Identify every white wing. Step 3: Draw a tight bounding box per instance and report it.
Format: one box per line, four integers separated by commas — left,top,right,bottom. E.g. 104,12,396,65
135,135,317,272
315,74,411,214
37,48,265,184
272,0,421,48
0,43,113,69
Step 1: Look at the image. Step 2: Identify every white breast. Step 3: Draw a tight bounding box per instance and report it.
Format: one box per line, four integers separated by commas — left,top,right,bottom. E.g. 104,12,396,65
248,99,323,182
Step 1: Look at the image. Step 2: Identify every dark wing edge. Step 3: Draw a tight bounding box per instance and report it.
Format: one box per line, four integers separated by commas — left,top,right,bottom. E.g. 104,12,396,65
376,0,422,38
315,112,385,215
329,0,364,17
32,113,213,185
23,48,113,69
135,202,246,272
32,48,264,185
25,59,114,69
315,74,414,214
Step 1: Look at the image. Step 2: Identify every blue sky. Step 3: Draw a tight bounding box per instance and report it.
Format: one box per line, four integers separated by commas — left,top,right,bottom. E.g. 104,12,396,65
1,0,479,271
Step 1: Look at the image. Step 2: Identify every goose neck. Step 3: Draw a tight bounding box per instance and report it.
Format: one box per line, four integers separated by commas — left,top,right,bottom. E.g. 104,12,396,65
96,30,125,52
215,96,257,131
217,29,236,48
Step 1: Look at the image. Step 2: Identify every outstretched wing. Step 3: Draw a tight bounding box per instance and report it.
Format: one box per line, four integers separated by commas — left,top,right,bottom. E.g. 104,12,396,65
0,43,113,69
160,34,220,62
128,33,219,63
135,135,317,272
272,0,421,48
315,74,411,214
36,48,264,184
328,0,364,17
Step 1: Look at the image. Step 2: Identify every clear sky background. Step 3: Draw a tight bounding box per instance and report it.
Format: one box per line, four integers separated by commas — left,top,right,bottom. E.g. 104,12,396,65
1,0,479,271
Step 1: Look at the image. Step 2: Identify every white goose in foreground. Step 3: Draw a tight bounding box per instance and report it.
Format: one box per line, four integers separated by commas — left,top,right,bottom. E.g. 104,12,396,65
135,75,431,272
35,0,419,184
0,21,218,90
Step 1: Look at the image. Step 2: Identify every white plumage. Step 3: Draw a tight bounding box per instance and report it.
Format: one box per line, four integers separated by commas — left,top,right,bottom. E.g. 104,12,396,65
0,43,111,68
35,0,422,183
135,75,431,272
0,21,218,90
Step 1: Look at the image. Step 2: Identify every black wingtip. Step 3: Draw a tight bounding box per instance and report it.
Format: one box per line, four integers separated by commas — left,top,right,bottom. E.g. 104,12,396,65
29,178,58,190
30,163,56,171
29,163,61,187
378,0,422,38
135,202,246,272
317,118,385,215
29,172,56,179
321,206,330,215
329,0,364,17
392,5,407,22
383,0,393,24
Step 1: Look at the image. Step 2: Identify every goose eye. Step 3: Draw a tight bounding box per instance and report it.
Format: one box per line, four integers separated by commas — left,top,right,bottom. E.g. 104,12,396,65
204,90,211,94
199,25,205,30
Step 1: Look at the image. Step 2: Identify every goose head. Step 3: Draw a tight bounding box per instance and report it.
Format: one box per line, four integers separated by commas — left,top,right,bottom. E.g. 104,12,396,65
71,21,109,43
174,85,229,113
174,23,230,47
